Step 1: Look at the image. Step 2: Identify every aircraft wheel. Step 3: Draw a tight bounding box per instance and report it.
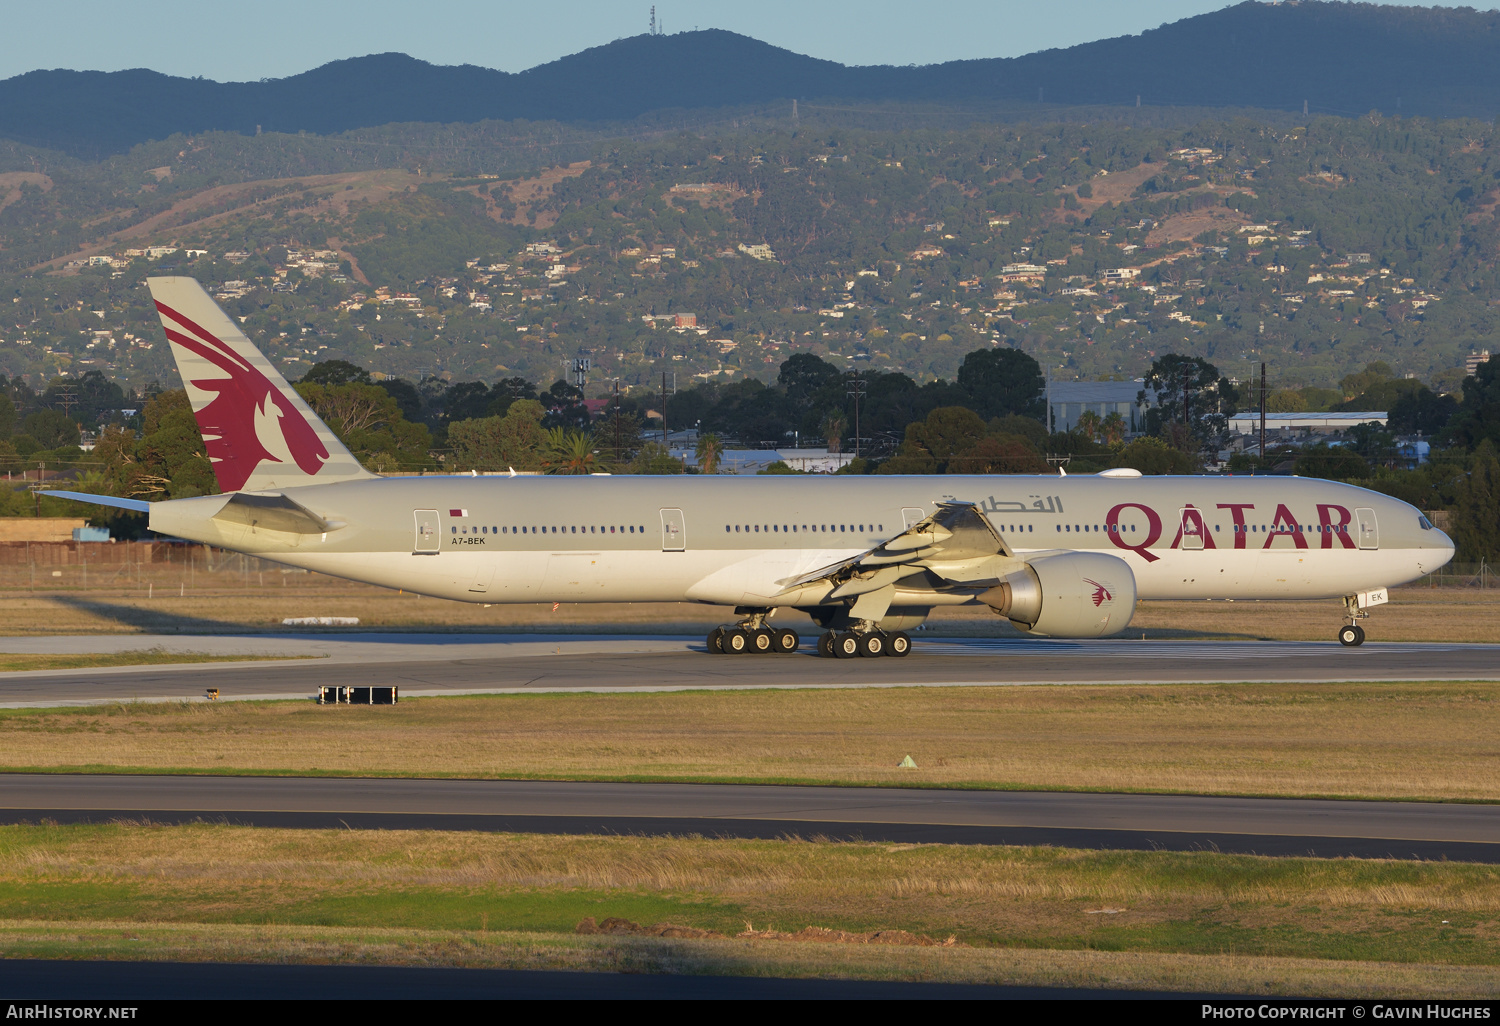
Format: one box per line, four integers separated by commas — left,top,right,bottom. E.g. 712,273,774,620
887,632,911,657
707,627,727,654
751,628,775,654
857,633,884,657
817,632,836,658
832,633,860,659
773,628,800,653
723,628,750,654
1337,624,1362,647
1353,625,1366,645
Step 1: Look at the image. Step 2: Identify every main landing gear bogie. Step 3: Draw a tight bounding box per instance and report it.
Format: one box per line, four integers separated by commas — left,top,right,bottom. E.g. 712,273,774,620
821,630,911,658
707,625,800,655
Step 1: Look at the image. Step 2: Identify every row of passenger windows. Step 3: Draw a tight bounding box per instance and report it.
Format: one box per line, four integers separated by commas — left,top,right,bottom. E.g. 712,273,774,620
726,523,883,534
455,525,647,535
1054,523,1350,534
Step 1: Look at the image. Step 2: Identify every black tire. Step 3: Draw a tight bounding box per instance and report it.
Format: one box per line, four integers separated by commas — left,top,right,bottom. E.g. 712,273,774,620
817,632,835,658
887,632,911,657
1353,624,1366,646
774,628,800,653
857,633,884,657
1337,624,1361,647
833,633,860,658
724,628,750,654
707,627,725,655
751,628,774,654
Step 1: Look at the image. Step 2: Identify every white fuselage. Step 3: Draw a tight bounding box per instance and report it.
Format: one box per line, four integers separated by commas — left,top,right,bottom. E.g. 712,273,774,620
149,473,1455,613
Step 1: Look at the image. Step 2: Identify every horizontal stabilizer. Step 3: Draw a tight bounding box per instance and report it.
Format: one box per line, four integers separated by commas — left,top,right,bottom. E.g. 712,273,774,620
39,491,151,513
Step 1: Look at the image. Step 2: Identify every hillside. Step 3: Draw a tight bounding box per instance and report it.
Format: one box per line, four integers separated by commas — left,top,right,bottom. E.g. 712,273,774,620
6,2,1500,157
3,111,1499,399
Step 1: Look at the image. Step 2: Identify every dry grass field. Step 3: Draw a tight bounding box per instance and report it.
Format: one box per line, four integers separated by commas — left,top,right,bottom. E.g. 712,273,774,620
3,681,1496,800
0,824,1496,996
0,579,1496,642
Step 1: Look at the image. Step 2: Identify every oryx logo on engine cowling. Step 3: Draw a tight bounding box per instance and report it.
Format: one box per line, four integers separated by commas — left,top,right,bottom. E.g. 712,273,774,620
1085,579,1113,607
155,300,330,492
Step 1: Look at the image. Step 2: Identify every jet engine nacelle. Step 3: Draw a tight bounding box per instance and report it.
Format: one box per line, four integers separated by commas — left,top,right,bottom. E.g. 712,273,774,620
980,551,1137,638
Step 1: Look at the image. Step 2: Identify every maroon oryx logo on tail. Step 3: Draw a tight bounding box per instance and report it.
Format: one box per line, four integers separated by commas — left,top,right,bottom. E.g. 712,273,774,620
155,300,329,492
1085,578,1113,607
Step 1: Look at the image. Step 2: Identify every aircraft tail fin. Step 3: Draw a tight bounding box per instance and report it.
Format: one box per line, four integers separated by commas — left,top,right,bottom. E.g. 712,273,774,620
146,277,374,492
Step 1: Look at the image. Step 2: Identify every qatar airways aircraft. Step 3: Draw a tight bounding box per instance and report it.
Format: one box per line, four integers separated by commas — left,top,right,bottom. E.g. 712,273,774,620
48,278,1455,657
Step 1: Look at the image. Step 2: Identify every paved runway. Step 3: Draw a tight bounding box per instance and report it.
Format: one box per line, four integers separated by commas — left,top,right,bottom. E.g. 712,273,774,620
0,633,1496,707
4,774,1496,861
0,959,1192,1000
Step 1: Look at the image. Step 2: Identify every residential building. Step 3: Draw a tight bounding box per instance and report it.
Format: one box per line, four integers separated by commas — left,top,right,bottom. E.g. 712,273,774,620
1047,379,1150,434
1466,350,1491,378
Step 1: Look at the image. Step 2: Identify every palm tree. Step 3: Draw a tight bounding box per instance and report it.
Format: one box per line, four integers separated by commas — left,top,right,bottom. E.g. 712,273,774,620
822,412,847,454
695,432,723,474
542,428,600,475
1075,409,1102,442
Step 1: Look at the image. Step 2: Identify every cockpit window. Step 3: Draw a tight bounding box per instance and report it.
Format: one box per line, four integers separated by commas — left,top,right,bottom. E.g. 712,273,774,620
1418,515,1434,531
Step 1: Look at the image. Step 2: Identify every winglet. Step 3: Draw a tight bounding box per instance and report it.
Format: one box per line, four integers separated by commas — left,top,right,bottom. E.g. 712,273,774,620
146,277,374,492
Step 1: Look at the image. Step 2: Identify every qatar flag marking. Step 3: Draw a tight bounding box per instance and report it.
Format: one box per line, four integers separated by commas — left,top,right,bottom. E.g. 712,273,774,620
449,509,468,517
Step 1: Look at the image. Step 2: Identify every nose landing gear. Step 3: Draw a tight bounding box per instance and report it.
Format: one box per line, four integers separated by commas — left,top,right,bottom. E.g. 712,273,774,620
1337,594,1370,646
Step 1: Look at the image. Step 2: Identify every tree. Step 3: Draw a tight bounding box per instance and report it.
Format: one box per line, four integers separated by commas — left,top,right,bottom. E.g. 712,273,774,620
1293,443,1371,480
695,432,723,474
295,380,433,472
949,435,1049,474
1451,440,1499,563
486,376,538,418
631,441,683,474
1075,409,1103,442
440,380,495,423
1445,358,1500,450
1140,354,1236,445
300,360,371,386
23,409,79,450
542,428,601,475
448,399,547,472
777,353,841,403
1112,436,1198,475
542,380,590,429
1388,387,1458,435
822,411,847,453
956,348,1045,420
880,406,988,474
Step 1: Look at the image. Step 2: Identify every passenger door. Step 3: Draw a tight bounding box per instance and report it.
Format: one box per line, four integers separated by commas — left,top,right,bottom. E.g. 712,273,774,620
1356,508,1379,550
660,508,686,551
902,507,926,529
413,510,440,554
1178,507,1207,550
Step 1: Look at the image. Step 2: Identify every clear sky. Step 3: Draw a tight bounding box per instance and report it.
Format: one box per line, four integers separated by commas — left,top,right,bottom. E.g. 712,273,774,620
2,0,1492,81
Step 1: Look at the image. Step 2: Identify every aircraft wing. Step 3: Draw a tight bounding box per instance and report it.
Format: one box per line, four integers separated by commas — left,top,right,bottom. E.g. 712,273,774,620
774,501,1022,599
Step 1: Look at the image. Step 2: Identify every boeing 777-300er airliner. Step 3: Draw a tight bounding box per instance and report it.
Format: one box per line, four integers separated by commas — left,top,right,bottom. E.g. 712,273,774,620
46,278,1455,657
